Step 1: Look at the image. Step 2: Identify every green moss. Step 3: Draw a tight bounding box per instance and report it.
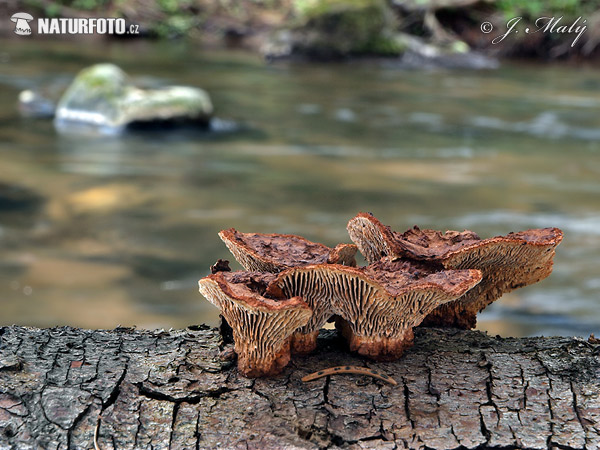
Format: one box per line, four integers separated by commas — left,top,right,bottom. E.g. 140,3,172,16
450,40,469,54
297,0,386,17
360,34,404,55
57,64,128,119
293,0,401,57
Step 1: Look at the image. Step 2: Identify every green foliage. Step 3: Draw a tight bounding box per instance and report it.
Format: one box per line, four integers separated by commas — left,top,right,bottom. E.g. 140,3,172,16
152,15,196,39
25,0,112,12
296,0,382,17
157,0,191,14
496,0,594,20
24,0,60,17
44,4,62,17
72,0,111,10
150,0,197,38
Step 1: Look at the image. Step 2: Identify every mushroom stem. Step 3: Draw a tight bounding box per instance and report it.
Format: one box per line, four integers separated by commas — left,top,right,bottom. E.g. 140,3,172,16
290,330,320,354
336,317,414,361
420,303,477,329
328,243,358,266
235,337,293,378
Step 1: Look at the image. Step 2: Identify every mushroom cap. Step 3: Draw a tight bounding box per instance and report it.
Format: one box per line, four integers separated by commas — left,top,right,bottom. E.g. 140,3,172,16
387,225,481,261
267,261,482,335
346,212,396,263
440,227,563,267
11,12,34,21
363,258,483,298
347,212,563,265
424,227,564,328
347,212,481,263
200,271,308,312
198,271,312,377
218,228,357,272
347,212,564,329
397,226,563,266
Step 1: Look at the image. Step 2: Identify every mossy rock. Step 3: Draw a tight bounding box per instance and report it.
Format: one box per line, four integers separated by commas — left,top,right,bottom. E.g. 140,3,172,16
54,64,127,128
54,64,213,133
291,0,402,58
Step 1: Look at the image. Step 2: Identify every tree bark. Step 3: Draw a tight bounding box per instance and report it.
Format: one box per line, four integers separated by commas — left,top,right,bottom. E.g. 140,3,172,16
0,325,599,450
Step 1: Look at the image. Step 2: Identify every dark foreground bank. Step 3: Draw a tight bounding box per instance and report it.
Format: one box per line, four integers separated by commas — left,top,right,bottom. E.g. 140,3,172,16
3,0,600,64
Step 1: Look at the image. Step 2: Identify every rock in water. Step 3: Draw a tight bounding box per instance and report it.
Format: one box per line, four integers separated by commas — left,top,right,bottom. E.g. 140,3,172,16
263,0,401,60
18,90,58,118
261,0,498,68
54,64,213,133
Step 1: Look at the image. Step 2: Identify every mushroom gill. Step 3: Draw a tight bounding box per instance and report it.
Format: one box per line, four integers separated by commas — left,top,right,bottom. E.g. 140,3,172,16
266,261,482,360
347,212,564,329
346,212,396,264
198,271,312,377
422,227,564,328
218,228,357,273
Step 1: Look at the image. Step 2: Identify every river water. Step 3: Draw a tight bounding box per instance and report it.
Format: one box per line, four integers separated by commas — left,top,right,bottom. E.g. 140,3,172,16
1,38,599,337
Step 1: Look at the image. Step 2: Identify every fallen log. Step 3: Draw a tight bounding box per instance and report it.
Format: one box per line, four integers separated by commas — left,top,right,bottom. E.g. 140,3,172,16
0,325,599,449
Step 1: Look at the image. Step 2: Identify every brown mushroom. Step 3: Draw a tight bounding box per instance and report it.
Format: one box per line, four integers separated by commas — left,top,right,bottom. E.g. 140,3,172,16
347,212,563,328
422,227,564,328
198,271,312,377
347,212,482,264
218,228,357,273
266,260,482,359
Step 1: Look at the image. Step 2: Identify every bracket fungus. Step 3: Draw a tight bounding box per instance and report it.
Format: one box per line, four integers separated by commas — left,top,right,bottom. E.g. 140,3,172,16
266,260,482,359
347,212,564,329
198,271,312,377
218,228,357,273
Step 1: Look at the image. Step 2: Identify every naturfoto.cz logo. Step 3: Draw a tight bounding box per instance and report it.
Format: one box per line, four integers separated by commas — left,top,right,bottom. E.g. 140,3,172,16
10,12,140,36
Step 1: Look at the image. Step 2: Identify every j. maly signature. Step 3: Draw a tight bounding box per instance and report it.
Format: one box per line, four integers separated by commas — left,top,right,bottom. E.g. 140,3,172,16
493,16,587,48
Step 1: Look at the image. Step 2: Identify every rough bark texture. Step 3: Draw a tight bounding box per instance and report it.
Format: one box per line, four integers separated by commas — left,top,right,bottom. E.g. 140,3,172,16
1,325,599,450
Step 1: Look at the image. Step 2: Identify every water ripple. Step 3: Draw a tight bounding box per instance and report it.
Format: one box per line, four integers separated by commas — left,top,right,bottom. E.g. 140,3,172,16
455,211,600,236
469,111,600,141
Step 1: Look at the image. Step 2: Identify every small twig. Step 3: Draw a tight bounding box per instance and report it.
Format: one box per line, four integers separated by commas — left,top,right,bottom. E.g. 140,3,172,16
93,416,102,450
302,366,397,385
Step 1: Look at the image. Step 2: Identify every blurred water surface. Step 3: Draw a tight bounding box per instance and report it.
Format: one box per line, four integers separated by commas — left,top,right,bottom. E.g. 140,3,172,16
1,39,599,337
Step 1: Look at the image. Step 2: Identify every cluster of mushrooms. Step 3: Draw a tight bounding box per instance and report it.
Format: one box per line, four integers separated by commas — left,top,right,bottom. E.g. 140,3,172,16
198,213,563,378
